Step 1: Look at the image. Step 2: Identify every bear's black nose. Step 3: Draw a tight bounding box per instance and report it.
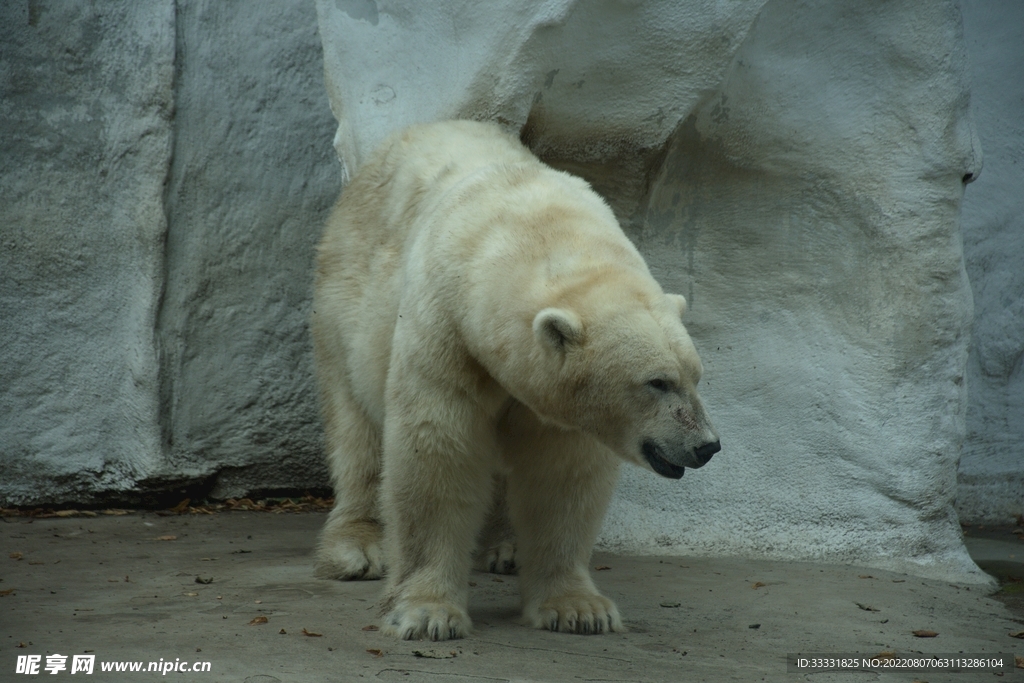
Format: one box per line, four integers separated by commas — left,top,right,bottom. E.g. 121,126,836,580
694,440,721,466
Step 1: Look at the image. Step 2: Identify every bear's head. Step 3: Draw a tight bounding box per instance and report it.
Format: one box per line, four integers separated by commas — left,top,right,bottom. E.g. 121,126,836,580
530,291,720,479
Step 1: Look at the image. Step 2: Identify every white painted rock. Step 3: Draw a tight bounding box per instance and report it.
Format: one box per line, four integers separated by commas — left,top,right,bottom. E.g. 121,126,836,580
317,0,989,583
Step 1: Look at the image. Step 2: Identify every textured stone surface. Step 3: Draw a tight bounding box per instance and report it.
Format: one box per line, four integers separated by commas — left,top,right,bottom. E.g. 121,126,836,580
158,1,340,499
957,0,1024,524
317,0,987,583
0,1,340,505
0,2,174,503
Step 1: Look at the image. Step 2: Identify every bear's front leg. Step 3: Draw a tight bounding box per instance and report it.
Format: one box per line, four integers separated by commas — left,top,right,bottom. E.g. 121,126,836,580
505,421,624,635
377,387,498,641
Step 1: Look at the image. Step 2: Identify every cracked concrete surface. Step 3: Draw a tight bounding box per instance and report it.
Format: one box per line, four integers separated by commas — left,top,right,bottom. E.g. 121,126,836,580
3,513,1020,682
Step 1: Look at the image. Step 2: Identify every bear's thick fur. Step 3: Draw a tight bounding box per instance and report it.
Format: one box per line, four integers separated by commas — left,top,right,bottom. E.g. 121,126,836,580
312,120,719,641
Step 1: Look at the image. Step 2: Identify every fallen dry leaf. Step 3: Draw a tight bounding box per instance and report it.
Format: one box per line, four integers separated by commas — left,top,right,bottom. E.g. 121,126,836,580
302,628,322,637
183,592,198,597
595,565,611,571
0,588,15,596
858,575,875,579
10,552,23,560
279,629,287,634
660,601,681,608
54,510,78,517
155,535,177,541
366,649,383,657
249,616,268,625
874,651,896,660
912,630,938,638
170,499,191,514
856,603,880,612
1015,655,1023,668
362,625,379,631
752,582,766,589
1009,630,1024,639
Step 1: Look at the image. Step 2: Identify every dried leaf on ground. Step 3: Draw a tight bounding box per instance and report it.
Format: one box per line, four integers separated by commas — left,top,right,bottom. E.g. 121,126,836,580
595,565,611,571
1009,630,1024,639
155,535,177,541
660,601,681,608
856,602,880,612
249,616,268,625
302,628,322,637
10,552,23,560
1015,655,1023,668
0,588,15,596
752,582,766,589
362,625,379,631
912,629,938,638
858,575,875,579
366,649,384,657
279,629,286,634
183,592,198,597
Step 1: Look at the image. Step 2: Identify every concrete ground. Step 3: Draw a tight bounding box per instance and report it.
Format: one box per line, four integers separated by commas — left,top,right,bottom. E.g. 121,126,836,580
2,511,1021,682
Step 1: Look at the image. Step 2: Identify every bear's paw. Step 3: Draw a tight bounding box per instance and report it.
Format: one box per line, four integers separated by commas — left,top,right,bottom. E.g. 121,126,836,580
313,537,384,581
474,539,517,575
527,593,624,635
382,601,472,641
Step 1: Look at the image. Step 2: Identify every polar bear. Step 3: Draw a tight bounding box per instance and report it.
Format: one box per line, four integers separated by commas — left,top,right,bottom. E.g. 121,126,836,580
312,120,720,641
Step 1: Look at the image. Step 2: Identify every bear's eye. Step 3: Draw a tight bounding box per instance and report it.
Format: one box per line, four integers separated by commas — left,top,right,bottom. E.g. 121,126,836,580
647,378,672,392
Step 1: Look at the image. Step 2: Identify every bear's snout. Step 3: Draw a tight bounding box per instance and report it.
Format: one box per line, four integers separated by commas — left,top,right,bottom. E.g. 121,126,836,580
693,440,721,466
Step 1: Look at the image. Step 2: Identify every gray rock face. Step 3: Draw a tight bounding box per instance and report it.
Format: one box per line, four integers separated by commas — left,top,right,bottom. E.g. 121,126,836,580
958,0,1024,524
157,1,340,499
1,2,173,503
0,1,340,504
316,0,989,582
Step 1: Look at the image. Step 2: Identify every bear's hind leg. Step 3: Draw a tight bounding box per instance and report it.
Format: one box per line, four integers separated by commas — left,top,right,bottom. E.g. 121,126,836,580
503,414,624,635
314,381,385,581
474,474,518,575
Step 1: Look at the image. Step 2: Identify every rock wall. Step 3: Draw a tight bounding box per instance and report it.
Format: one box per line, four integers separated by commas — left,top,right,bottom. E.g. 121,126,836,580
1,2,173,503
317,0,989,583
957,0,1024,524
0,0,340,505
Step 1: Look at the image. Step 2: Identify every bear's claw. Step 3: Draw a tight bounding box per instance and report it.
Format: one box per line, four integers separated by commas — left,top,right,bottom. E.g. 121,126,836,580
475,539,517,575
529,593,624,635
382,602,471,641
314,539,384,580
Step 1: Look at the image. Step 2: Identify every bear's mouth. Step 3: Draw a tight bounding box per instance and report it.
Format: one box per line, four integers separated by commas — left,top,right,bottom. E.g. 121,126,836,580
641,440,685,479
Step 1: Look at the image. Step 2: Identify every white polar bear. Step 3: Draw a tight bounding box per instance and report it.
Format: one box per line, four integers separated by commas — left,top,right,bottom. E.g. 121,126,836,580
312,120,720,641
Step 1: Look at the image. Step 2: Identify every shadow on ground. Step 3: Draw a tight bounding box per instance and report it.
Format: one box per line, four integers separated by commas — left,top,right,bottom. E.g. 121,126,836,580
3,512,1021,682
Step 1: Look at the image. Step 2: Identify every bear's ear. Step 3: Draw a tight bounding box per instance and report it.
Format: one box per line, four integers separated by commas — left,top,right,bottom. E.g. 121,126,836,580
666,294,687,318
533,308,583,352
